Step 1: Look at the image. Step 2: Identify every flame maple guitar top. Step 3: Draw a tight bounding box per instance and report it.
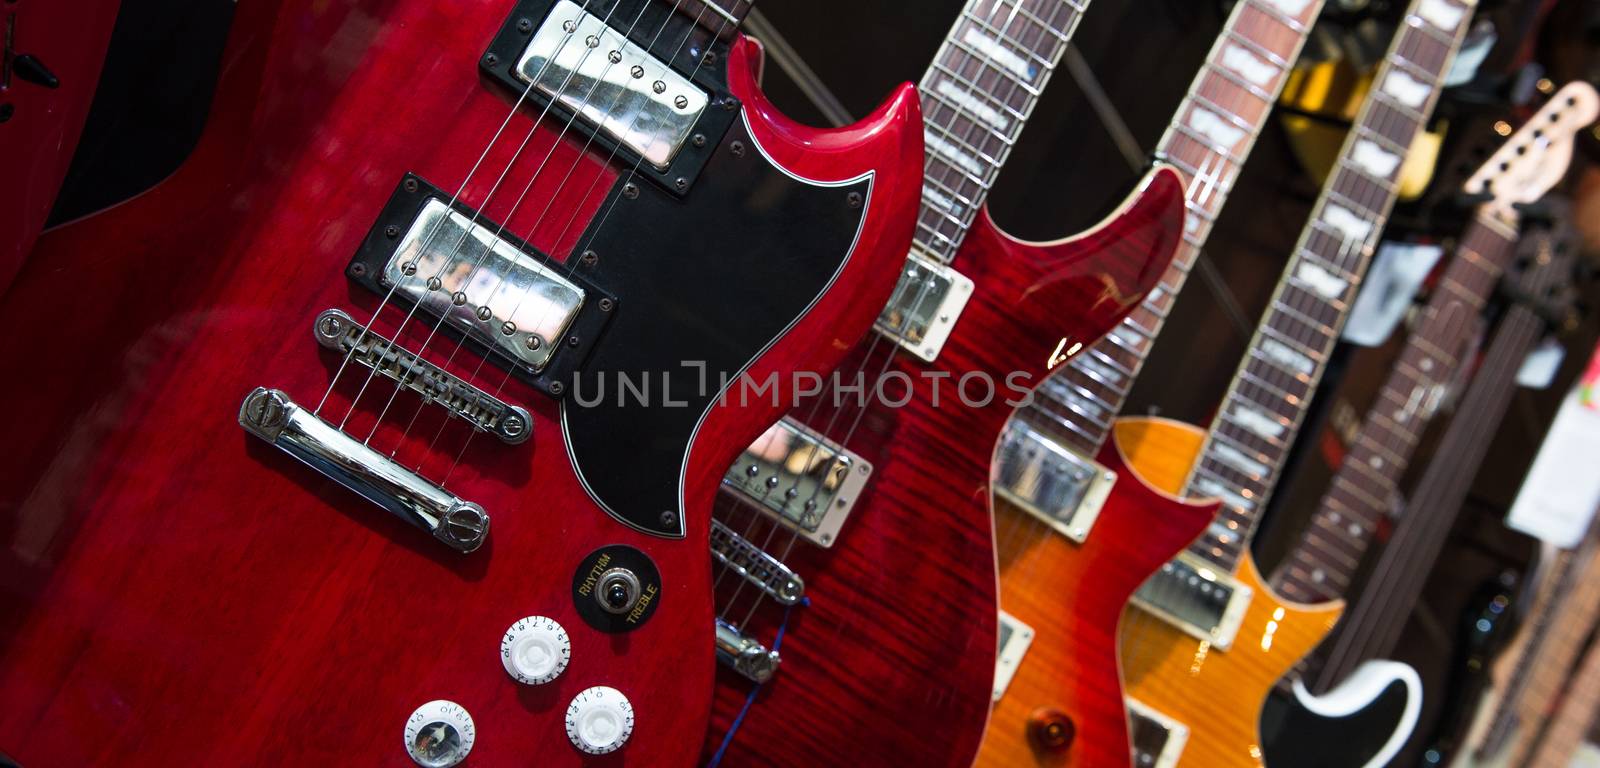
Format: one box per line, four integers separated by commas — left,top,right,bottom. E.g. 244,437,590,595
1117,418,1344,768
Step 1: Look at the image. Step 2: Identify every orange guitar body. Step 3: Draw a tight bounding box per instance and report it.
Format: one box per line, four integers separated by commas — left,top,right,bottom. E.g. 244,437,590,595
1116,418,1345,767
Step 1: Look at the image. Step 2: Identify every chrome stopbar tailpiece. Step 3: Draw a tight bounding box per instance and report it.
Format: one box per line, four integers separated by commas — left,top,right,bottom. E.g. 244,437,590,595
239,388,489,553
709,519,805,605
715,618,780,684
313,309,532,445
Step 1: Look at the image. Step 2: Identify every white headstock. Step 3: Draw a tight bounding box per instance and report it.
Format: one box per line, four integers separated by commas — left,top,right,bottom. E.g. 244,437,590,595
1463,81,1599,222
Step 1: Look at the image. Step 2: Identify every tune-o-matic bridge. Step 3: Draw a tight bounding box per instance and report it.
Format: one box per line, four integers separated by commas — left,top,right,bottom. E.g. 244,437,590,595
994,420,1116,543
721,417,873,547
1129,554,1253,650
238,388,490,553
709,519,804,606
313,309,533,445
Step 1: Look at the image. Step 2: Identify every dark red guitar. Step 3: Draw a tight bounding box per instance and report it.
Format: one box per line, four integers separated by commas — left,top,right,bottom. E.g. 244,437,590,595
0,0,924,764
698,1,1186,764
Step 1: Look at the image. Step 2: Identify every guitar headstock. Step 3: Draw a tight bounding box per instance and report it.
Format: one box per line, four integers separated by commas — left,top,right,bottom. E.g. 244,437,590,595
1463,81,1600,224
1504,196,1583,325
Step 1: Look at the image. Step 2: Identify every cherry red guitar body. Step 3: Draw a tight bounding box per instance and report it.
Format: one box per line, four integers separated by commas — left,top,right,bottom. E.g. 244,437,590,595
0,0,922,764
703,168,1187,767
979,417,1217,767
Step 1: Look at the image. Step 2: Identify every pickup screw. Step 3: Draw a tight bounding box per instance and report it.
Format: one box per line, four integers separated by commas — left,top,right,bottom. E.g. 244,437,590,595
674,177,688,191
721,97,737,112
598,297,614,312
484,53,500,67
567,334,581,348
548,381,565,395
385,225,400,239
403,178,419,193
659,510,677,527
349,263,368,278
526,336,542,350
517,17,533,33
730,141,745,157
652,80,666,94
622,182,639,199
580,249,598,266
630,65,645,79
452,291,468,306
585,34,599,48
501,321,516,336
476,306,492,321
428,276,443,291
846,191,863,208
608,50,622,63
674,95,689,110
692,133,706,148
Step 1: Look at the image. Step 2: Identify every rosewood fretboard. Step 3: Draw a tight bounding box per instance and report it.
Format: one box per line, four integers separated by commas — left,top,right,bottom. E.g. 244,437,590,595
1179,0,1479,573
1022,0,1327,456
914,0,1092,261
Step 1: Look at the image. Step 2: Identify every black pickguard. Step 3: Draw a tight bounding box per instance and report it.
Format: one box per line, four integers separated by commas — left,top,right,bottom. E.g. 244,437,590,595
1260,678,1411,767
564,117,869,537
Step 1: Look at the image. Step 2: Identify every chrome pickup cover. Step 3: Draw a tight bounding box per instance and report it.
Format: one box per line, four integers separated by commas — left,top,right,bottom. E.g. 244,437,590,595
874,252,973,362
516,0,709,170
1130,553,1253,650
994,420,1115,543
722,417,872,548
710,519,805,605
993,610,1035,701
384,199,585,374
313,309,532,445
1127,698,1189,768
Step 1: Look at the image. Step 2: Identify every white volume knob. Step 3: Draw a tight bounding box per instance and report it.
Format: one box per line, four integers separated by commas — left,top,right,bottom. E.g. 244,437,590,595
500,615,571,685
403,700,475,768
565,686,634,754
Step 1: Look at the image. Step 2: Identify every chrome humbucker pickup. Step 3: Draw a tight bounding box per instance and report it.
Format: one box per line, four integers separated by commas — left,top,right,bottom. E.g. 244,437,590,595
1127,698,1189,768
722,417,872,548
347,174,615,398
1129,553,1253,650
709,519,805,605
238,388,490,553
993,610,1035,701
875,252,974,362
313,309,532,445
715,618,781,684
994,421,1116,543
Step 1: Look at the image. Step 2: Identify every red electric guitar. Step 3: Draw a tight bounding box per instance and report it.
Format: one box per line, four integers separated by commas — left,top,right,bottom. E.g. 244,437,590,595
0,0,925,764
699,1,1187,765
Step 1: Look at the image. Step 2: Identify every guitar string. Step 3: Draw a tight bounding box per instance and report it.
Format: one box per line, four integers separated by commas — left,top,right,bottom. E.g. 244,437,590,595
374,0,697,455
313,0,606,421
713,0,1069,634
433,1,736,488
341,0,652,442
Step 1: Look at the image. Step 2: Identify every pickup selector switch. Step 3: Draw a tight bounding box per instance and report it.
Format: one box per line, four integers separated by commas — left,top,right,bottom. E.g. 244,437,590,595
595,567,642,614
500,615,571,685
566,686,634,754
403,700,476,767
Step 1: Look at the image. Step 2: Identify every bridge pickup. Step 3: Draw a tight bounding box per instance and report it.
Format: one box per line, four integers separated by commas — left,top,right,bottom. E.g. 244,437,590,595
347,174,615,398
313,309,532,445
1129,553,1253,650
875,252,973,363
709,518,805,605
481,0,739,195
238,388,490,553
714,618,780,684
994,421,1115,543
721,417,872,548
993,610,1035,701
1127,698,1188,768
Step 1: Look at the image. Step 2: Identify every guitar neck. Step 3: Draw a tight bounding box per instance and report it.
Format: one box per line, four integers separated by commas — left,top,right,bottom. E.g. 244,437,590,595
1027,0,1326,456
913,0,1092,261
680,0,754,37
1274,215,1518,603
1180,0,1478,572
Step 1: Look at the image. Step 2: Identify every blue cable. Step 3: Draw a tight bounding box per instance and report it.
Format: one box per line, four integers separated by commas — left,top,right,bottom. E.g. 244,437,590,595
705,597,807,768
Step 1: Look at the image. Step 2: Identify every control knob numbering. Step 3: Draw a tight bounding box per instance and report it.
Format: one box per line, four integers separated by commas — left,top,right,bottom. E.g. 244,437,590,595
403,700,475,768
566,686,635,754
501,616,571,685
